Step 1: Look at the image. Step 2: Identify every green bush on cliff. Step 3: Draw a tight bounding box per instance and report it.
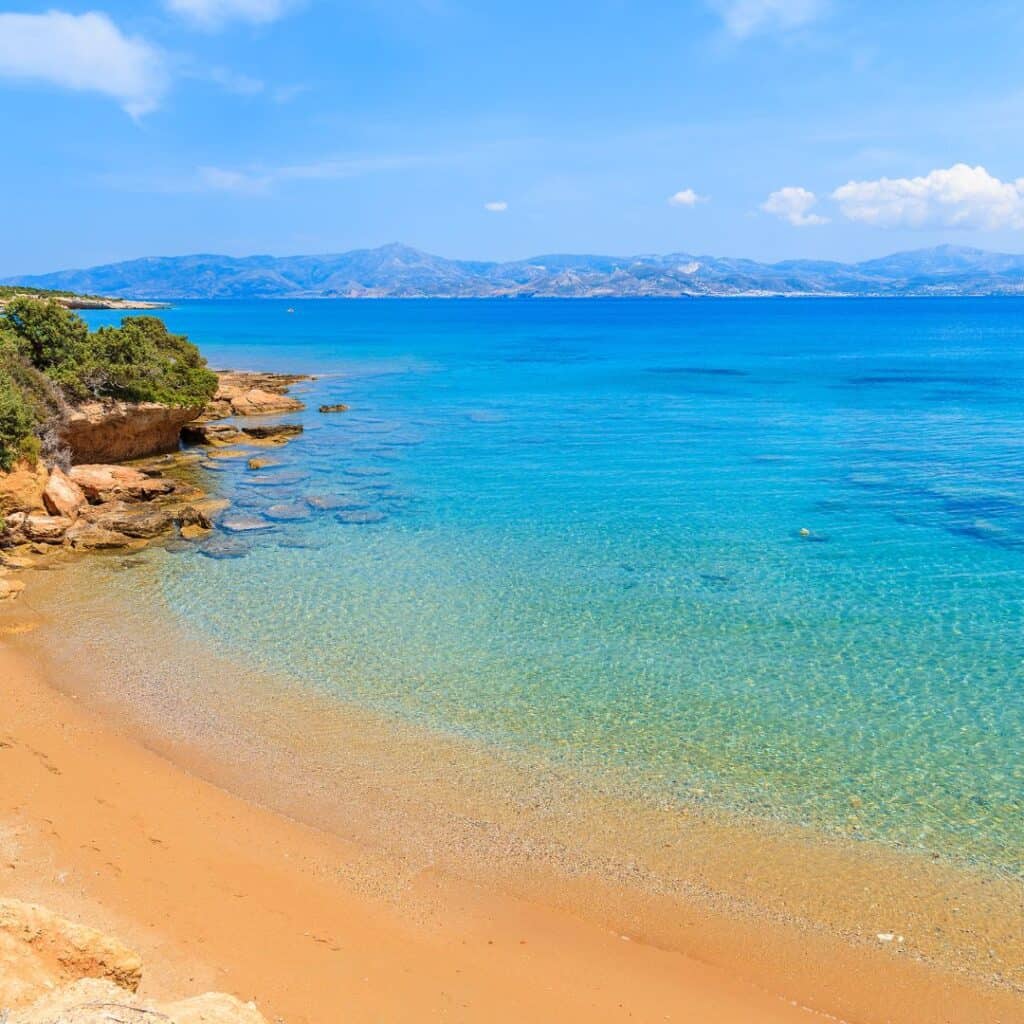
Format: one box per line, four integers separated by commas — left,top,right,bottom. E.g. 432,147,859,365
0,298,218,469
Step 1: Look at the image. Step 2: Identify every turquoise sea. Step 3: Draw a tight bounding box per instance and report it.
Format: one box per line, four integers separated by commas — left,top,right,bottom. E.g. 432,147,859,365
83,298,1024,872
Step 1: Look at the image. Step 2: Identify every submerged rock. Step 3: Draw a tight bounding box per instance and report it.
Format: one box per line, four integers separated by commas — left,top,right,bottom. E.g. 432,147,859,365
305,493,369,511
241,423,303,441
335,508,387,524
265,503,312,521
220,514,274,533
198,535,252,559
319,403,350,414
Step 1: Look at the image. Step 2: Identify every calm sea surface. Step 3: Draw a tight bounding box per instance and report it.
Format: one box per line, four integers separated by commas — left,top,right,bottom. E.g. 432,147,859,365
83,298,1024,871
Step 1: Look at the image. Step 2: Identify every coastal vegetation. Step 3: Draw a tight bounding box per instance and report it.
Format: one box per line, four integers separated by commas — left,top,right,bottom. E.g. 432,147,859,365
0,298,217,470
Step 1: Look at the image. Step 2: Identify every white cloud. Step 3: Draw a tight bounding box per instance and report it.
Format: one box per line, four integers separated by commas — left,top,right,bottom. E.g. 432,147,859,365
484,200,508,212
761,186,829,226
167,0,292,29
831,163,1024,230
712,0,824,38
668,188,705,207
0,10,166,116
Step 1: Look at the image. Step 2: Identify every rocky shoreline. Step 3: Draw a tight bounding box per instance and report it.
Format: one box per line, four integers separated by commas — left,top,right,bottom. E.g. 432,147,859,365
0,898,267,1022
0,370,313,601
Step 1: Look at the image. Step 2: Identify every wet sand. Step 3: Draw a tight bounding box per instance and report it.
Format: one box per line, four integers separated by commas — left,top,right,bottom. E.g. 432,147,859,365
1,568,1022,1023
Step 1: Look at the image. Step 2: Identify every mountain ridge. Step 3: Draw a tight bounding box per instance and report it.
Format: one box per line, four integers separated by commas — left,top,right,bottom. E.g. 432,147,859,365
8,243,1024,299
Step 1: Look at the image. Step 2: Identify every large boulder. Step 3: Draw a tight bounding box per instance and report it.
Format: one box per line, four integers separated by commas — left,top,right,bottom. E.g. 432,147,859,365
69,465,174,504
21,514,72,544
0,899,142,1010
89,503,174,539
42,466,87,520
60,401,202,465
0,462,49,516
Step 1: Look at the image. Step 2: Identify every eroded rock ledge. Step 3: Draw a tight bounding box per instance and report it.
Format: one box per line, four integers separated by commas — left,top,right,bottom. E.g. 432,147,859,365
0,898,266,1023
0,370,310,601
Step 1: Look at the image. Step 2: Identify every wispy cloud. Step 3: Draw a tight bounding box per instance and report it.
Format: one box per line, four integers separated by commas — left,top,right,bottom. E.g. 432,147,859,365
667,188,706,207
711,0,826,38
484,200,508,212
109,151,440,195
0,10,167,116
166,0,294,30
832,164,1024,230
761,186,829,226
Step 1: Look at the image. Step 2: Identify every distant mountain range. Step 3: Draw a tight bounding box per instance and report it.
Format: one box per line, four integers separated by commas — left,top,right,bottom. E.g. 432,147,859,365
9,243,1024,299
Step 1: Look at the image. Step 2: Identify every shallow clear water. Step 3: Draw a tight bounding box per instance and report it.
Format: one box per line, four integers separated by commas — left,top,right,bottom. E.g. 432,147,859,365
85,299,1024,870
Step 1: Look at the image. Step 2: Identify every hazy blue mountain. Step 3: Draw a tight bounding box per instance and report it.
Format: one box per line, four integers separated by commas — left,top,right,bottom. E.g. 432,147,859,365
8,243,1024,299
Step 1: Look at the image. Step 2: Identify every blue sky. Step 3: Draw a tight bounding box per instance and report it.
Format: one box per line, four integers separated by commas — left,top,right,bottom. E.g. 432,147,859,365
5,1,1024,275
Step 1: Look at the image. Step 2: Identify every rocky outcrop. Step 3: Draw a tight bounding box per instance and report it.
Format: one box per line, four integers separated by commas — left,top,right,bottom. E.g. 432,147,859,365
0,900,266,1024
69,464,175,503
0,461,48,516
42,466,87,520
0,899,142,1009
60,401,203,465
203,371,309,421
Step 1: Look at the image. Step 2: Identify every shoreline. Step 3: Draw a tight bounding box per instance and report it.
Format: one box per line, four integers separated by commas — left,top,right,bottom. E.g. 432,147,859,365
2,557,1022,1023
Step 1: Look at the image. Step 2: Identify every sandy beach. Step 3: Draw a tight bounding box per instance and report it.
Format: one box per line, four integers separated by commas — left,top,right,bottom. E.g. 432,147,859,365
2,580,1022,1024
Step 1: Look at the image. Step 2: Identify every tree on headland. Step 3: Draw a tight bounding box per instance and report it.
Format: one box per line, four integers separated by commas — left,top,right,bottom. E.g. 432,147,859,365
0,298,217,471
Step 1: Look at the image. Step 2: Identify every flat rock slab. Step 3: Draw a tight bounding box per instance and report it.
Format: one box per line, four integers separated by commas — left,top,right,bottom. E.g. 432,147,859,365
198,536,253,559
265,503,312,521
305,493,371,511
220,514,274,533
335,509,387,525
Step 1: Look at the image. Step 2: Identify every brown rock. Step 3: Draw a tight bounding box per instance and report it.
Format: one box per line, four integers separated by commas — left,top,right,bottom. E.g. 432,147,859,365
0,461,49,516
241,423,303,441
60,401,203,465
22,514,72,544
229,387,305,417
11,978,268,1024
64,521,137,550
178,506,214,530
91,504,174,539
318,403,350,414
69,465,174,503
202,371,310,422
246,457,277,470
0,577,26,601
43,465,87,520
0,899,142,1010
182,423,244,446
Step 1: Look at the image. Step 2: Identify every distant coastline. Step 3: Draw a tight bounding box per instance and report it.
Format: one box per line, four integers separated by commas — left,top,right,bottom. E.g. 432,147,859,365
9,242,1024,300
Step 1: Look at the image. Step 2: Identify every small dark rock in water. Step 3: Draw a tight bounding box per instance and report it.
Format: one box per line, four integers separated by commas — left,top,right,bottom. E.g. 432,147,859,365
198,535,252,559
241,423,303,440
319,403,350,414
335,509,387,525
305,493,370,511
265,503,312,521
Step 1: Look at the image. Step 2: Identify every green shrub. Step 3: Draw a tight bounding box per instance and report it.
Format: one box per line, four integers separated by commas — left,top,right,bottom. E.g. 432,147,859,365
0,299,218,470
0,370,38,470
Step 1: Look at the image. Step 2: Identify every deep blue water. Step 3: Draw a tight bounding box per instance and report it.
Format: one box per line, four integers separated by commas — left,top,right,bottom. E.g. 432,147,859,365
84,299,1024,868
